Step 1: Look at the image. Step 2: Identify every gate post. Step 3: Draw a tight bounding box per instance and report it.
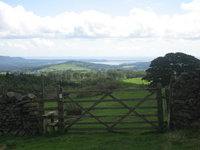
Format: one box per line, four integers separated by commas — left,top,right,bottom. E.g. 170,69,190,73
39,74,45,134
57,85,64,133
156,83,164,132
165,86,172,129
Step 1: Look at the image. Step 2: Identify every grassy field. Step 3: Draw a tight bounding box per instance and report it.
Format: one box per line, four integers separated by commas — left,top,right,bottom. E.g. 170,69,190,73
119,77,149,89
1,78,200,150
123,77,149,85
39,64,90,72
1,129,200,150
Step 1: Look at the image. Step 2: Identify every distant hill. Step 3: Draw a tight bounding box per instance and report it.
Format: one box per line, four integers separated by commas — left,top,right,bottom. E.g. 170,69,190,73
119,62,150,70
37,61,115,72
0,56,66,72
0,56,150,72
35,61,150,72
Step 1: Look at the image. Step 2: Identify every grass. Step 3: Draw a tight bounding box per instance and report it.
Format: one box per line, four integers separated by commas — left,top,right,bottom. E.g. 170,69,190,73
0,72,9,74
119,77,149,89
1,78,200,150
1,129,200,150
122,65,135,69
39,64,90,72
123,77,149,85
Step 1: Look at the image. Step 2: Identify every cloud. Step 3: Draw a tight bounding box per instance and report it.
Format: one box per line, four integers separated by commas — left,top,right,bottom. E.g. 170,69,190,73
0,0,200,40
31,38,55,47
181,0,200,12
0,41,26,49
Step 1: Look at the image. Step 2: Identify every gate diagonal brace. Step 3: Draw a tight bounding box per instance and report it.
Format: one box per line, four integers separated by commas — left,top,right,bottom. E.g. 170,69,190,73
108,92,158,129
65,93,111,131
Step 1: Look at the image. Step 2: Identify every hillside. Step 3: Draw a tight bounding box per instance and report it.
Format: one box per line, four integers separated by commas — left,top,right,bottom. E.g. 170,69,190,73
0,56,66,72
0,56,150,73
39,63,91,72
119,62,150,70
35,61,150,72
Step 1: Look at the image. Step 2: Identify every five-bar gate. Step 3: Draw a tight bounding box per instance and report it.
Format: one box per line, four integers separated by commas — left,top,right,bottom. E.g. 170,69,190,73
40,84,164,133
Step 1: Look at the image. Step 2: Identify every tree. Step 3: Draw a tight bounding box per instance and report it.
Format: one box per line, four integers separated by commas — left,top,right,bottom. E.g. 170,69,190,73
143,52,200,87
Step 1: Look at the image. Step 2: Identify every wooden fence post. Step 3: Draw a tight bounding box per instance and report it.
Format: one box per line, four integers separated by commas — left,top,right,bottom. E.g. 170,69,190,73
165,86,172,129
165,87,170,114
156,83,164,132
57,85,64,133
39,75,45,134
168,83,173,129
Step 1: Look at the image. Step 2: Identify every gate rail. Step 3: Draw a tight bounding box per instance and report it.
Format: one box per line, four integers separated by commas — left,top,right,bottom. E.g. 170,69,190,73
39,84,164,133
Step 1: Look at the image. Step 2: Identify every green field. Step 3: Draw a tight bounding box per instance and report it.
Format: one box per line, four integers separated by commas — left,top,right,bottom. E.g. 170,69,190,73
1,78,200,150
123,77,149,85
122,65,135,69
39,64,90,72
1,128,200,150
0,72,9,75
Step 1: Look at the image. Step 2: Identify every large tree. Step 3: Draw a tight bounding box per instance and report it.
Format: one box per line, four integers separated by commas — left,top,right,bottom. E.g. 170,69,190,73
143,52,200,87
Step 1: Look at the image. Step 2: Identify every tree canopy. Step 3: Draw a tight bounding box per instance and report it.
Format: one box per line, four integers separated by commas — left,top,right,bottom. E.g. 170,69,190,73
143,52,200,87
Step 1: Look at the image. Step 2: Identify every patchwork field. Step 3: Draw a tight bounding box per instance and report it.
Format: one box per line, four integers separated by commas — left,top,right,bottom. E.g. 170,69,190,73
39,64,90,72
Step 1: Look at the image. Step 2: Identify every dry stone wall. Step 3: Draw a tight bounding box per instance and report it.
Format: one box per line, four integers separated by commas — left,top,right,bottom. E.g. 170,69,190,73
0,92,41,136
171,70,200,128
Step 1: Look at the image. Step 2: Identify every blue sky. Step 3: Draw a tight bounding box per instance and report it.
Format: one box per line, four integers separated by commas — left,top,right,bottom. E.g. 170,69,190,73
2,0,191,16
0,0,200,58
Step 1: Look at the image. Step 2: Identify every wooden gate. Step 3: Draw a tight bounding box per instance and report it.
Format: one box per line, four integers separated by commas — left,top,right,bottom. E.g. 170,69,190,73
40,84,164,133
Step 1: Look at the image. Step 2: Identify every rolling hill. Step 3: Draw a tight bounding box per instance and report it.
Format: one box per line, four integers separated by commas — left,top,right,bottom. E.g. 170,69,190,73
36,61,150,72
0,56,150,73
0,56,66,72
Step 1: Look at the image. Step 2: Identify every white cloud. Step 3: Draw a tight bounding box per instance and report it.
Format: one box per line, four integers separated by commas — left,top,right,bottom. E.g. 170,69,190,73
181,0,200,12
31,38,55,47
0,0,200,58
0,41,26,49
0,0,200,40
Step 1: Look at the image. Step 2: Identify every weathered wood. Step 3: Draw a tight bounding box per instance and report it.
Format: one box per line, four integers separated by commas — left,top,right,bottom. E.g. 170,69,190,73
43,117,48,134
49,118,57,132
57,86,64,133
65,121,158,125
131,111,159,128
39,74,45,134
108,93,158,129
62,98,155,103
81,106,157,110
65,94,112,131
39,99,45,134
42,112,55,118
48,120,58,127
50,113,55,132
63,88,157,94
66,127,155,130
41,85,164,133
42,111,55,133
45,114,158,119
45,106,157,111
44,98,155,103
68,114,157,118
168,84,173,129
165,87,170,113
156,83,164,132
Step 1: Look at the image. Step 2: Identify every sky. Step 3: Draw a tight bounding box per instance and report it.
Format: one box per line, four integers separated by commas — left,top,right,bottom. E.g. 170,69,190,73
0,0,200,58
